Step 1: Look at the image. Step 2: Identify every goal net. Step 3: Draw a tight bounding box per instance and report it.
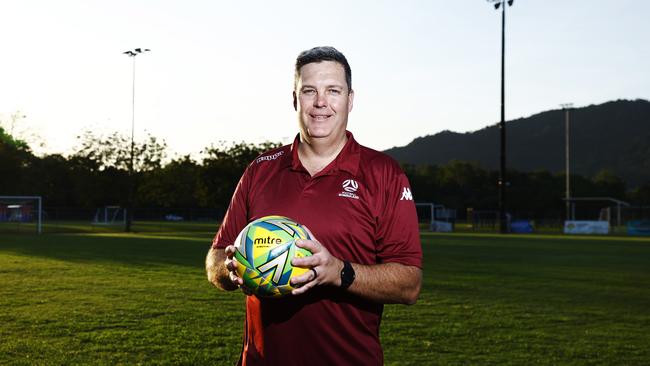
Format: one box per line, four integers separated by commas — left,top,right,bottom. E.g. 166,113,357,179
93,206,126,225
0,196,42,234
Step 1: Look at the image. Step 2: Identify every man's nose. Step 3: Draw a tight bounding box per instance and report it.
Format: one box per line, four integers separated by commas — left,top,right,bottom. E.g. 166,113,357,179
314,92,327,107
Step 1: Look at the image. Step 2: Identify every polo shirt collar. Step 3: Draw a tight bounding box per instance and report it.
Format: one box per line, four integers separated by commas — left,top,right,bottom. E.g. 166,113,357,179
288,131,360,176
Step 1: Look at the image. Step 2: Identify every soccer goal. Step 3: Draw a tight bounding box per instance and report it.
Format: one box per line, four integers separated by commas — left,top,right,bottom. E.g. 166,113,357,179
0,196,43,234
415,202,456,232
93,206,126,226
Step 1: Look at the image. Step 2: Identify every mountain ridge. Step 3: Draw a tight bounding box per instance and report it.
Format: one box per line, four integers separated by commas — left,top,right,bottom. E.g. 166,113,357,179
384,99,650,188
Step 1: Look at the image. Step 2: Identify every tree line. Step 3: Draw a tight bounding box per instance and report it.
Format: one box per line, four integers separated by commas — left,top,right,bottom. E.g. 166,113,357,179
1,126,648,220
403,161,649,220
1,126,280,213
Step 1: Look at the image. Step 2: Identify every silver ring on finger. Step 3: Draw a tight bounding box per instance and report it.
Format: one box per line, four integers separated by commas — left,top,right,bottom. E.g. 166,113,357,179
310,268,318,280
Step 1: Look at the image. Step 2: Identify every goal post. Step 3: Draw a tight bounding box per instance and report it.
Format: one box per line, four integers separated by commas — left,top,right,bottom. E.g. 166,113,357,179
0,196,42,234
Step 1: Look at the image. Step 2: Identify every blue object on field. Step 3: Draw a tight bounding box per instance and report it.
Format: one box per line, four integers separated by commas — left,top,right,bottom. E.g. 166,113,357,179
510,220,534,233
627,220,650,236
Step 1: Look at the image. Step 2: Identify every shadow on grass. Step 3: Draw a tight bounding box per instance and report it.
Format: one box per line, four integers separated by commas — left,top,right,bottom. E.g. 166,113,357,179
0,233,214,269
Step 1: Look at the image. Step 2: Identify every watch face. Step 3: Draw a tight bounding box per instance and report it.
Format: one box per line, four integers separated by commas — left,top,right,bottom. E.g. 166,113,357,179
341,261,355,289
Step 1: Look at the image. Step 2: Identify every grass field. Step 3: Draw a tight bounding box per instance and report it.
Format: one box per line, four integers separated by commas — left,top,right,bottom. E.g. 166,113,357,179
1,225,649,365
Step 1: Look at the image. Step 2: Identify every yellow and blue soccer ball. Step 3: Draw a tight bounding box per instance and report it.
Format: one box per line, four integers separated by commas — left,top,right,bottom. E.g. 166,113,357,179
234,215,313,298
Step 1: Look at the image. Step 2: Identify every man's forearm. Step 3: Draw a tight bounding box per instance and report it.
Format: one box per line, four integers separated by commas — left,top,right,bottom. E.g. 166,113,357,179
345,262,422,305
205,247,238,291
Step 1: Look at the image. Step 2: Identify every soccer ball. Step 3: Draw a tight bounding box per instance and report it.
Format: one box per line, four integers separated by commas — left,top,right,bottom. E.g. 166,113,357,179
234,215,313,298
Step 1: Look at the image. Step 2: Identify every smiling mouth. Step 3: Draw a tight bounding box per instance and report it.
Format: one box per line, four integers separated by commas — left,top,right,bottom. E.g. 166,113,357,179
310,114,331,121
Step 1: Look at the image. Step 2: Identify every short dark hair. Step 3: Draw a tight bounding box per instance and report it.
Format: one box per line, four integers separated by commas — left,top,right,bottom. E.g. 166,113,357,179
294,46,352,92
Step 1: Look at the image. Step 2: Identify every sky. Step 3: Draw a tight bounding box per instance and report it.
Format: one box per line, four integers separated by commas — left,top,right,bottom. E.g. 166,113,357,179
1,0,649,158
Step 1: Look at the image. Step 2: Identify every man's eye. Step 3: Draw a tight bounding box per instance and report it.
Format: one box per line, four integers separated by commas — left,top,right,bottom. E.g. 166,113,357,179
328,89,341,95
302,89,316,95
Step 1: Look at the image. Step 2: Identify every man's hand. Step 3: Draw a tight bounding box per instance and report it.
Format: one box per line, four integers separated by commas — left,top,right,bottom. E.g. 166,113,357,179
289,238,422,305
205,245,252,295
290,238,343,295
224,245,254,296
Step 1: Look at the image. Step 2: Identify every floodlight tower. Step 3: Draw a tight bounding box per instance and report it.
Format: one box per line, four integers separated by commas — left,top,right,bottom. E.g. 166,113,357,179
488,0,514,234
560,103,574,221
123,48,150,232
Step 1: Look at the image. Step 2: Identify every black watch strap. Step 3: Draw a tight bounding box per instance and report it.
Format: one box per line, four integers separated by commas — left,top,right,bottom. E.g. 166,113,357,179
340,260,355,290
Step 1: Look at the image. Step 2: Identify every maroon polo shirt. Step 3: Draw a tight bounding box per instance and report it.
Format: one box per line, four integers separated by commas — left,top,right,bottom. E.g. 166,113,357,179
212,131,422,366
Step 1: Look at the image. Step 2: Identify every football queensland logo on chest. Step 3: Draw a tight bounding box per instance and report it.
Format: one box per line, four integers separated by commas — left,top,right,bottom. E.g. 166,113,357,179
338,179,360,200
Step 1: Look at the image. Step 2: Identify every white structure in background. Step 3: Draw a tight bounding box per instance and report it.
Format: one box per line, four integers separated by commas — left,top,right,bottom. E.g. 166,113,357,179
415,202,456,232
563,197,630,235
0,196,42,234
93,206,126,226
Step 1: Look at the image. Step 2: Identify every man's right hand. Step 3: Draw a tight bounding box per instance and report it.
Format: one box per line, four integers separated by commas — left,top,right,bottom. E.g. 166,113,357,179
224,245,253,295
205,245,251,295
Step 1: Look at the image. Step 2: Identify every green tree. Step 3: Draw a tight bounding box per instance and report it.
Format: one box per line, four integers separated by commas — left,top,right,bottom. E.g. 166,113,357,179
138,155,201,208
197,141,281,208
71,130,168,230
23,154,72,206
592,169,627,198
629,182,650,205
0,126,34,194
73,130,167,172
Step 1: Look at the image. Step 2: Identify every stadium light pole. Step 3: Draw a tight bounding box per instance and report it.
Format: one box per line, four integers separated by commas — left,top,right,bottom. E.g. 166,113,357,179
488,0,514,234
560,103,574,221
123,48,150,232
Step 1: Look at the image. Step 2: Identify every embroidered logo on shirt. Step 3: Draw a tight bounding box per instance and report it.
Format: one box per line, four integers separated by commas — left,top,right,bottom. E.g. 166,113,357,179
256,151,284,164
400,187,413,201
342,179,359,193
338,179,360,199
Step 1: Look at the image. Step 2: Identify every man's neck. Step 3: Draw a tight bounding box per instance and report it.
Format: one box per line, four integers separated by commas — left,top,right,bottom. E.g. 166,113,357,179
298,133,348,176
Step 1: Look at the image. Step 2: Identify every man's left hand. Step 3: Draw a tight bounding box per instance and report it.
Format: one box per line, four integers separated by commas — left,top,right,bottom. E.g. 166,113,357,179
290,238,343,295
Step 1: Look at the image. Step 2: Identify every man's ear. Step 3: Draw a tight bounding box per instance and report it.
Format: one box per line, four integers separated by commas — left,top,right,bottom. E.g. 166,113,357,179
348,90,354,112
293,91,297,111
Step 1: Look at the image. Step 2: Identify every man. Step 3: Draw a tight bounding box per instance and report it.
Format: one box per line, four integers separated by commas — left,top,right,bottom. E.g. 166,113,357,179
206,46,422,365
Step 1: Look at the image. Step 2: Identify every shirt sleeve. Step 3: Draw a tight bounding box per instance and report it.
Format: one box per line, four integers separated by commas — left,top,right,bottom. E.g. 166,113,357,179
375,164,423,268
211,164,254,249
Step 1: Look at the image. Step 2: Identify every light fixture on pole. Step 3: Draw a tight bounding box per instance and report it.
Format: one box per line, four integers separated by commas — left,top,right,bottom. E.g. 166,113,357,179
122,47,150,232
560,103,574,221
488,0,514,234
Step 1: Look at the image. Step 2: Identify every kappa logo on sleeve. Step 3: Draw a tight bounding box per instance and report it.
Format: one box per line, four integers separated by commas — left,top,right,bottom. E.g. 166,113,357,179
256,151,284,164
400,187,413,201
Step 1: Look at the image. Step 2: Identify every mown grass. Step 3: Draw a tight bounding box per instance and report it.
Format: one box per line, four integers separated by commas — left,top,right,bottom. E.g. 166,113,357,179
383,233,650,365
0,231,241,365
1,229,649,365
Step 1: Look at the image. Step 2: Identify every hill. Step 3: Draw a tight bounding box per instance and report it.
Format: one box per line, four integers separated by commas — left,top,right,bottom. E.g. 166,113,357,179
385,99,650,187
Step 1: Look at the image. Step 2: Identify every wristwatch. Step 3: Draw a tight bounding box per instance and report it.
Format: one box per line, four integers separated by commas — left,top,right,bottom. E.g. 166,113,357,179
340,260,355,290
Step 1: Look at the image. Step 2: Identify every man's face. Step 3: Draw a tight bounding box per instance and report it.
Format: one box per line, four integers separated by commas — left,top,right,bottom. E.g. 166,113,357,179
294,60,354,143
